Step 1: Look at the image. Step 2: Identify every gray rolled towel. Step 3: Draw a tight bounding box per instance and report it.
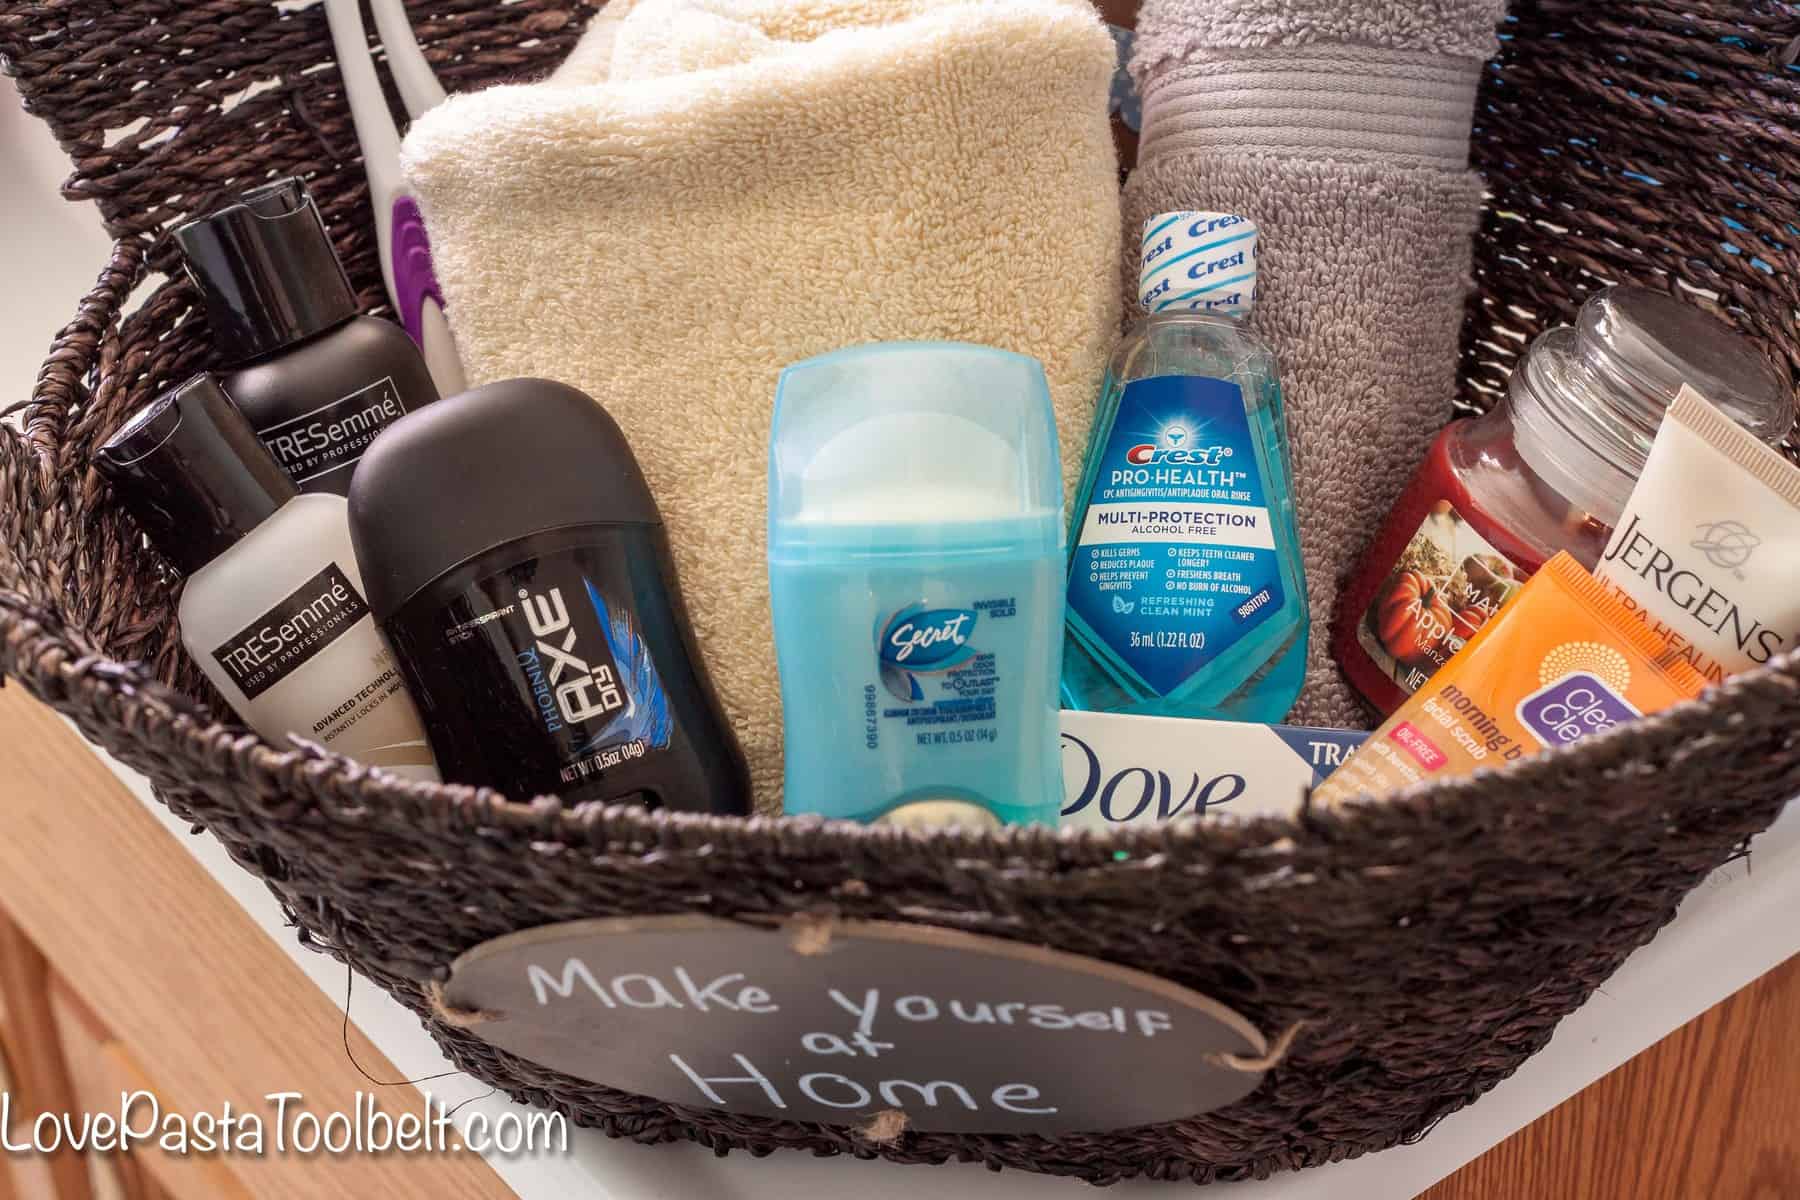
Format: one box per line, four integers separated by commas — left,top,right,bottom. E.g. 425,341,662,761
1124,0,1506,727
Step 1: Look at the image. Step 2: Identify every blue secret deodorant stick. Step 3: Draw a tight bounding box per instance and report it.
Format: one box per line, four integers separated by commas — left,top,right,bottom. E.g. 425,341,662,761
767,342,1064,827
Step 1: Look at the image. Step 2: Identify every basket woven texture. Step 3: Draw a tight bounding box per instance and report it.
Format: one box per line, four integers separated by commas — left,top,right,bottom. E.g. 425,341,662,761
2,0,1798,1185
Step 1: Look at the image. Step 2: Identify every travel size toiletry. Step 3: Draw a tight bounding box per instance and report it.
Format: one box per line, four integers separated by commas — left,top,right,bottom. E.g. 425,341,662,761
1062,212,1307,723
1059,710,1365,830
1597,387,1800,684
768,342,1064,827
1314,553,1708,807
347,378,749,814
1335,286,1792,714
96,375,438,780
173,177,440,496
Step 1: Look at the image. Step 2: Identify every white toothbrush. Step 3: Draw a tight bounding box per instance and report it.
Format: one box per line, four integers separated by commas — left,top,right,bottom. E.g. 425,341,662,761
370,0,447,116
323,0,466,396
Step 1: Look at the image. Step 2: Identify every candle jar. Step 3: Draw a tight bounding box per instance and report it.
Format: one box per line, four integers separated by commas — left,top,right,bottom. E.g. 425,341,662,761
1334,286,1792,715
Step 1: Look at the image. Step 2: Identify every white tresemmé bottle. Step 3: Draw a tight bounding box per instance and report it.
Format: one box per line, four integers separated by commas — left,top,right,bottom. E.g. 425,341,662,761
96,374,438,780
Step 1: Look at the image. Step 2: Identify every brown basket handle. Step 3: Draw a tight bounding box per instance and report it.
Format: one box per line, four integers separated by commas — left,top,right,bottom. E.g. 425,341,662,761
6,238,146,462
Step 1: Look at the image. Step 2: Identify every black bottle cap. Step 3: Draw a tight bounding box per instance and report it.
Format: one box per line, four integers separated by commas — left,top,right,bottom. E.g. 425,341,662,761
171,177,360,366
95,374,299,574
349,378,662,620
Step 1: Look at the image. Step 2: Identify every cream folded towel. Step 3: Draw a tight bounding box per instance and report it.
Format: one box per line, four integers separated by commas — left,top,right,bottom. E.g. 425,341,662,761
402,0,1121,808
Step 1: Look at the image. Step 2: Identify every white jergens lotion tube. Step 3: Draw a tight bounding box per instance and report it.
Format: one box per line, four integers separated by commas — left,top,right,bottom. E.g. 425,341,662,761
96,374,439,780
1596,385,1800,685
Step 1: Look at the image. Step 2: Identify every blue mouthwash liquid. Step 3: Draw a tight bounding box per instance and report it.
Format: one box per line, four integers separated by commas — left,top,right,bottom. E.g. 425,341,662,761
1062,212,1308,721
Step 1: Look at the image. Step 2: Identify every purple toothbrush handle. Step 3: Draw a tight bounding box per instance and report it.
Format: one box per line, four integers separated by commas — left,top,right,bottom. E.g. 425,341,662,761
391,196,446,345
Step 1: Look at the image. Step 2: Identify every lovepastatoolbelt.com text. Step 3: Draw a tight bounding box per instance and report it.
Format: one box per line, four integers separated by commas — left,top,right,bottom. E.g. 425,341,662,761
0,1091,567,1158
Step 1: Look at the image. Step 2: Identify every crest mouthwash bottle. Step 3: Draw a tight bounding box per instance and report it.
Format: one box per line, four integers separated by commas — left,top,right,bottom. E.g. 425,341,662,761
1062,212,1308,722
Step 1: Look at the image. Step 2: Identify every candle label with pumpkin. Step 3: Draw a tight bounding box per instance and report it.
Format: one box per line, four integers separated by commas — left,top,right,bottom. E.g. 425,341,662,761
1355,502,1524,697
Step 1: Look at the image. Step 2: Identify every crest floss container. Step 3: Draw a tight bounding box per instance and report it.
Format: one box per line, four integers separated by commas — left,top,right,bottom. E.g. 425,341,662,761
768,343,1064,826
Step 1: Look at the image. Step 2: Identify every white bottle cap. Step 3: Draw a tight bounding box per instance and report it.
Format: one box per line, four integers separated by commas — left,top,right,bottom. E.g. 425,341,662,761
1138,211,1258,317
875,798,1002,831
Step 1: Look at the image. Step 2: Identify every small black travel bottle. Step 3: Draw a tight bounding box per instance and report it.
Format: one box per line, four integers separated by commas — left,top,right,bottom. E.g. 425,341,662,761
172,177,438,496
346,378,751,815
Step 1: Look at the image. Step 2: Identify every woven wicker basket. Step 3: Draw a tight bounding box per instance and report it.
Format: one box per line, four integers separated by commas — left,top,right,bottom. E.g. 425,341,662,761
2,0,1798,1186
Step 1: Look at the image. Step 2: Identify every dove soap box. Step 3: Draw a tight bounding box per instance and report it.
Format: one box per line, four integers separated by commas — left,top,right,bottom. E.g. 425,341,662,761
768,343,1064,828
1596,386,1800,684
1059,710,1366,828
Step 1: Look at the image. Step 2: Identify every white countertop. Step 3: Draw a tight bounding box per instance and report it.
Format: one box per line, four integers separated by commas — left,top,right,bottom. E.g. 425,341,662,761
7,80,1798,1200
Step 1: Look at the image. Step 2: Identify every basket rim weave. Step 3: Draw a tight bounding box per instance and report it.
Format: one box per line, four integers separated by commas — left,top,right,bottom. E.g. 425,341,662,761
4,233,1796,862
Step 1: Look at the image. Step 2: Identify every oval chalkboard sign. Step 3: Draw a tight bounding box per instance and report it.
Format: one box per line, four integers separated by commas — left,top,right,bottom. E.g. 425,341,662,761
441,916,1270,1135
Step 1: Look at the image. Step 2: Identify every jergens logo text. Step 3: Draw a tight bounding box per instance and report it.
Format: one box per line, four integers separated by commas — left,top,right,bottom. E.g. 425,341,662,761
1599,514,1789,667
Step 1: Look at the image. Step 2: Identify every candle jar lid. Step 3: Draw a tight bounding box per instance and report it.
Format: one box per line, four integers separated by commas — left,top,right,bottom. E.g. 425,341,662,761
1509,286,1793,525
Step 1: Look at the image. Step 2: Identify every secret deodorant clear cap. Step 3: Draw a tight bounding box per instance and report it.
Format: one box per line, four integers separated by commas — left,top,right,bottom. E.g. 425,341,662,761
768,342,1061,547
